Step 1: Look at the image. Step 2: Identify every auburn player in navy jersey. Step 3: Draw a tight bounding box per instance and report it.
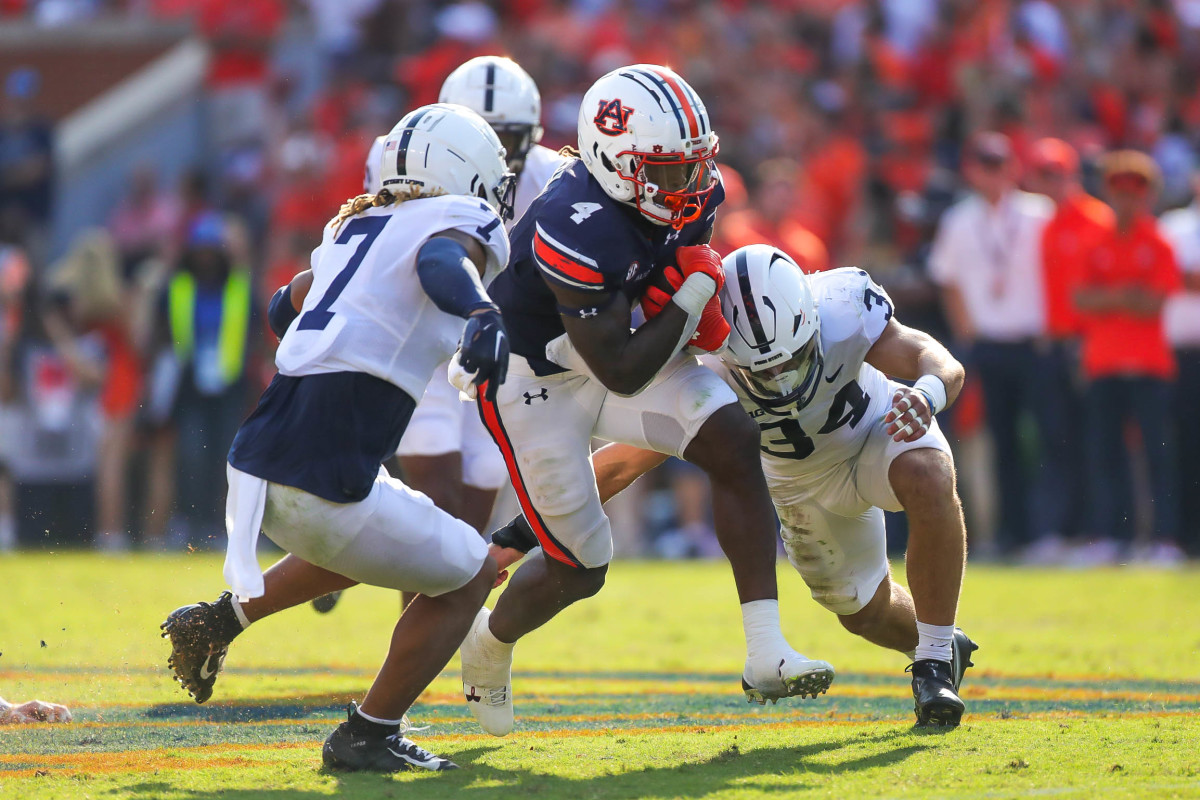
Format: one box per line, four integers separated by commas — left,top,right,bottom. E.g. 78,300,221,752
159,104,515,773
453,64,835,738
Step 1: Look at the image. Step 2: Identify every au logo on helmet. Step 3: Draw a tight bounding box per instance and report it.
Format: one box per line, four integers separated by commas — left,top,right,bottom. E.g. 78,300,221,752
594,99,634,136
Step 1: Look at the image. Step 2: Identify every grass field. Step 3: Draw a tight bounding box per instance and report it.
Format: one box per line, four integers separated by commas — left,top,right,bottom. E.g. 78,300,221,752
1,553,1198,799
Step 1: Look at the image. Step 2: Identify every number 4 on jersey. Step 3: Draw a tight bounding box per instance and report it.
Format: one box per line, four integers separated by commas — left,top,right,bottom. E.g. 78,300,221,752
570,202,602,224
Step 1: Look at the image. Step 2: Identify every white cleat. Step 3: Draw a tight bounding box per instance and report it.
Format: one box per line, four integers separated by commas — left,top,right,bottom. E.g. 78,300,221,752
460,607,515,736
742,650,836,705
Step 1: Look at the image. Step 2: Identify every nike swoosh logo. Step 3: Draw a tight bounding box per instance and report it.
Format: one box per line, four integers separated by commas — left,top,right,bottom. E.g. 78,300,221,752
824,365,844,384
198,657,219,680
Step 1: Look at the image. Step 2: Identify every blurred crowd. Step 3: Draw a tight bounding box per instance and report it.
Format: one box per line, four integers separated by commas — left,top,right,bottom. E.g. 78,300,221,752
0,0,1198,564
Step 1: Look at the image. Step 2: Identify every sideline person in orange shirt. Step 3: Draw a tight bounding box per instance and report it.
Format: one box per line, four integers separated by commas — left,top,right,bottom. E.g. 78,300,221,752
714,158,829,273
1074,151,1184,564
1022,138,1114,562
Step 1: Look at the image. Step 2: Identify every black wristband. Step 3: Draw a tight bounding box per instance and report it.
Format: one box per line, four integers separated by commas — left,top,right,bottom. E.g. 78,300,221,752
490,514,539,553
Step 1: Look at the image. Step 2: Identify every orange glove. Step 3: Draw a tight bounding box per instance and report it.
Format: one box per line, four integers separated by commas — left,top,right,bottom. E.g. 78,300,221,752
641,264,685,320
690,293,731,352
675,245,725,293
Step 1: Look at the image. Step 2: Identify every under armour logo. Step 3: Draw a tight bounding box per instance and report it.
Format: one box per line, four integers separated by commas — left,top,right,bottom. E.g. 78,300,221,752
578,307,599,318
523,389,549,404
465,687,481,703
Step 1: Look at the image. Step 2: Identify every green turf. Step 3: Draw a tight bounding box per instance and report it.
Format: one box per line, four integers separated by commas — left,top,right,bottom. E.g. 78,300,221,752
1,553,1199,799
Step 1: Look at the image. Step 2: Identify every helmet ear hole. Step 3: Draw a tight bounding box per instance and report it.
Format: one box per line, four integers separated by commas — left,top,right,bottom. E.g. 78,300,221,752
600,151,618,173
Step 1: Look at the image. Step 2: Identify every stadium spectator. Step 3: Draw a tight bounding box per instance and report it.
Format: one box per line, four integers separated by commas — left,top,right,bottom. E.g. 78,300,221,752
108,164,181,277
928,132,1057,559
1074,151,1184,565
44,230,142,552
714,158,829,273
0,237,28,551
1022,138,1115,563
189,0,284,152
0,67,53,267
158,213,257,548
1158,171,1200,558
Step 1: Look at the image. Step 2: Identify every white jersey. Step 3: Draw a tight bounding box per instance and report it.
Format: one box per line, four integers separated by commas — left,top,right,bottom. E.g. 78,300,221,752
706,268,896,480
275,195,510,401
511,144,567,228
365,136,565,232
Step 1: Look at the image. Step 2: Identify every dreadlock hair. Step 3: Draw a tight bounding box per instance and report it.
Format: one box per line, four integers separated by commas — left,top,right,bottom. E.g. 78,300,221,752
329,185,446,234
558,145,581,158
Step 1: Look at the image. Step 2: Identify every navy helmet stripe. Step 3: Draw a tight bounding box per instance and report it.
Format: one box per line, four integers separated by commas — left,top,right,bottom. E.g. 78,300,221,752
674,76,708,135
619,70,669,114
628,68,687,139
484,63,496,113
736,250,771,354
394,108,429,177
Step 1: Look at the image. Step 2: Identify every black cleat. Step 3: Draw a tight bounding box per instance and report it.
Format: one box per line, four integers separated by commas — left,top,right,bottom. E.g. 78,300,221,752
160,591,242,704
323,703,458,773
311,591,343,614
951,627,979,691
909,659,965,727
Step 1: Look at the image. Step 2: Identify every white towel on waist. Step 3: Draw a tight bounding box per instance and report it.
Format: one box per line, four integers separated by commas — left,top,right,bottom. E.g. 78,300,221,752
223,464,269,600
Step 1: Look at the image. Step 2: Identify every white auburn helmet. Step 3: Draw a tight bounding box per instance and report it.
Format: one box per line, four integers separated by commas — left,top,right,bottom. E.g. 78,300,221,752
577,64,719,229
378,103,516,221
439,56,543,173
720,244,823,409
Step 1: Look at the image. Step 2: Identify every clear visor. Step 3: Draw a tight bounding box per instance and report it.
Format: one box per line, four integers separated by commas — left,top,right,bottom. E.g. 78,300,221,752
731,337,822,404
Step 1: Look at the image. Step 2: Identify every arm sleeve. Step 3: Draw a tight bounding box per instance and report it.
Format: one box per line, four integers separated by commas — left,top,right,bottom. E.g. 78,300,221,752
267,284,298,339
416,236,496,318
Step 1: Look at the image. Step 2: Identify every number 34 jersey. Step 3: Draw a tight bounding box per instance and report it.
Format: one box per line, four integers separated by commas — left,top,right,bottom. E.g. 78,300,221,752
704,268,896,480
275,195,510,403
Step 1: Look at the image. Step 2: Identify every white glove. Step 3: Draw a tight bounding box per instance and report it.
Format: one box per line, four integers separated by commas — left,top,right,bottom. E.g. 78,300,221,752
448,349,478,400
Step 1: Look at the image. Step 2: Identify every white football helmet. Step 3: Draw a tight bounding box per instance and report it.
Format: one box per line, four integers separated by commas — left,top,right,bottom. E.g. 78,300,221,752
720,245,823,409
577,64,719,229
439,56,543,173
378,103,516,220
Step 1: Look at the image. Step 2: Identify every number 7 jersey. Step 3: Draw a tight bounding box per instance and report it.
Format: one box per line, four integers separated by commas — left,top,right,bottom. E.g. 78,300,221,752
275,195,509,402
704,268,896,479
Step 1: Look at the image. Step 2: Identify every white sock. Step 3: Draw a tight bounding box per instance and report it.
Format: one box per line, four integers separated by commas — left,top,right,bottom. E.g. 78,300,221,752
481,617,517,655
229,596,251,630
741,599,790,660
356,706,404,726
914,621,954,663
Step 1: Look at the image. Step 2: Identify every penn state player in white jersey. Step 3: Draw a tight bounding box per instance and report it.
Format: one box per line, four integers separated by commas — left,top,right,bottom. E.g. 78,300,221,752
358,58,564,533
160,104,517,772
489,246,979,727
306,58,566,617
454,65,835,739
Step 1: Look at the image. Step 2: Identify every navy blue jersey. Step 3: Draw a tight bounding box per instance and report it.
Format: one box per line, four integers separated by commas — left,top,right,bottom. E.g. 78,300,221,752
489,158,725,375
228,372,415,503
